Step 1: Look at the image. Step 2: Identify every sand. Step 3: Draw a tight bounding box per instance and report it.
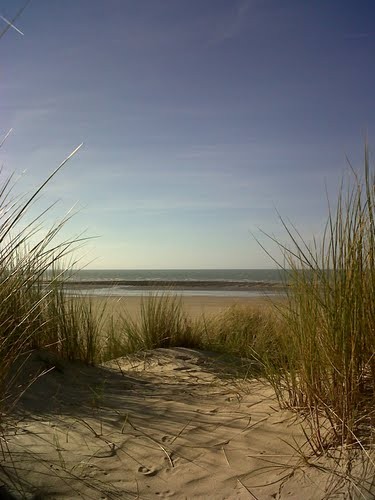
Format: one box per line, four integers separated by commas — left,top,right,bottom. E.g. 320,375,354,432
2,347,372,499
79,294,280,324
1,296,373,499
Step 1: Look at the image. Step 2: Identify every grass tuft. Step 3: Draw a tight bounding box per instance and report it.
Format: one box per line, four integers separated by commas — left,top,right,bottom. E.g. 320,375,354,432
106,293,202,358
260,145,375,449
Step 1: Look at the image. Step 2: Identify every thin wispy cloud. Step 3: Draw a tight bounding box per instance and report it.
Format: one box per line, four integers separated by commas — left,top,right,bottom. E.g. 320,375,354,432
207,0,252,45
88,198,270,214
9,105,56,127
344,32,372,40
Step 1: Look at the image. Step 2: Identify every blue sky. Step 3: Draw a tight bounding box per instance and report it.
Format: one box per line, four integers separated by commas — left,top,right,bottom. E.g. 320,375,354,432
1,0,375,269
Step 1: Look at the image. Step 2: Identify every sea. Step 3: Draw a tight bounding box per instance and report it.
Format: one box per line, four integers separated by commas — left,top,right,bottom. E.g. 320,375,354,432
64,269,287,298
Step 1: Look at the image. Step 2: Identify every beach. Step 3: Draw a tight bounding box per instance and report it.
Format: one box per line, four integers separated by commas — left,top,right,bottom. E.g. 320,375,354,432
2,292,373,498
5,291,371,499
5,347,353,500
79,293,280,323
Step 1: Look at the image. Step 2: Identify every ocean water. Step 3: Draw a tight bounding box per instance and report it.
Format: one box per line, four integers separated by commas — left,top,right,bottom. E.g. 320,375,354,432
70,269,285,283
64,269,286,298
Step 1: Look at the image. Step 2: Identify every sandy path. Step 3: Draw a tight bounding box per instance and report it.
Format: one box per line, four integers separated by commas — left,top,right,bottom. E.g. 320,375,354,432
2,349,365,499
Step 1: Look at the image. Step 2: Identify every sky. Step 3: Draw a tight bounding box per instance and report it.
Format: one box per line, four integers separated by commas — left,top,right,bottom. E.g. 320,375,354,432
1,0,375,269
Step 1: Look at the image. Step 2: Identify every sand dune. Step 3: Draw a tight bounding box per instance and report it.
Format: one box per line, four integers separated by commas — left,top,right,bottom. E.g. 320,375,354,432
2,348,368,499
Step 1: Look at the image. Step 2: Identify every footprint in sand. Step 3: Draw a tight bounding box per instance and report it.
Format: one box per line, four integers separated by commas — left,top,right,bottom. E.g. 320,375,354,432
138,465,159,477
155,490,175,498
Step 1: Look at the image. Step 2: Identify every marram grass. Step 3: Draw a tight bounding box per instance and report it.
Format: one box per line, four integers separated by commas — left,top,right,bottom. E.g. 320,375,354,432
0,145,86,411
260,146,375,448
106,293,203,358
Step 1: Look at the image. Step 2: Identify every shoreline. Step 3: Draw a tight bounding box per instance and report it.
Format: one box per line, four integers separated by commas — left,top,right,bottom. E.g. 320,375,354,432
47,279,287,299
55,279,286,290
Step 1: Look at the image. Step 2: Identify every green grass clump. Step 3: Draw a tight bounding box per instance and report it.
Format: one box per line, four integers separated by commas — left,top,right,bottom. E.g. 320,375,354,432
0,146,98,409
43,289,108,365
261,146,375,448
103,295,281,375
106,293,202,358
203,304,281,366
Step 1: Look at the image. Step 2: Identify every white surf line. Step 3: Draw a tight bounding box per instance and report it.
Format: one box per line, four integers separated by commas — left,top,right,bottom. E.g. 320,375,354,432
0,14,24,35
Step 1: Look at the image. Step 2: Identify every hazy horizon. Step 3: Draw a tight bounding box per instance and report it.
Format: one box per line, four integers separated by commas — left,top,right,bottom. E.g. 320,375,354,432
2,1,375,269
76,266,280,270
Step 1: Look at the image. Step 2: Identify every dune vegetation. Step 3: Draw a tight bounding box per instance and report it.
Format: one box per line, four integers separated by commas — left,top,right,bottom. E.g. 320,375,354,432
260,150,375,452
